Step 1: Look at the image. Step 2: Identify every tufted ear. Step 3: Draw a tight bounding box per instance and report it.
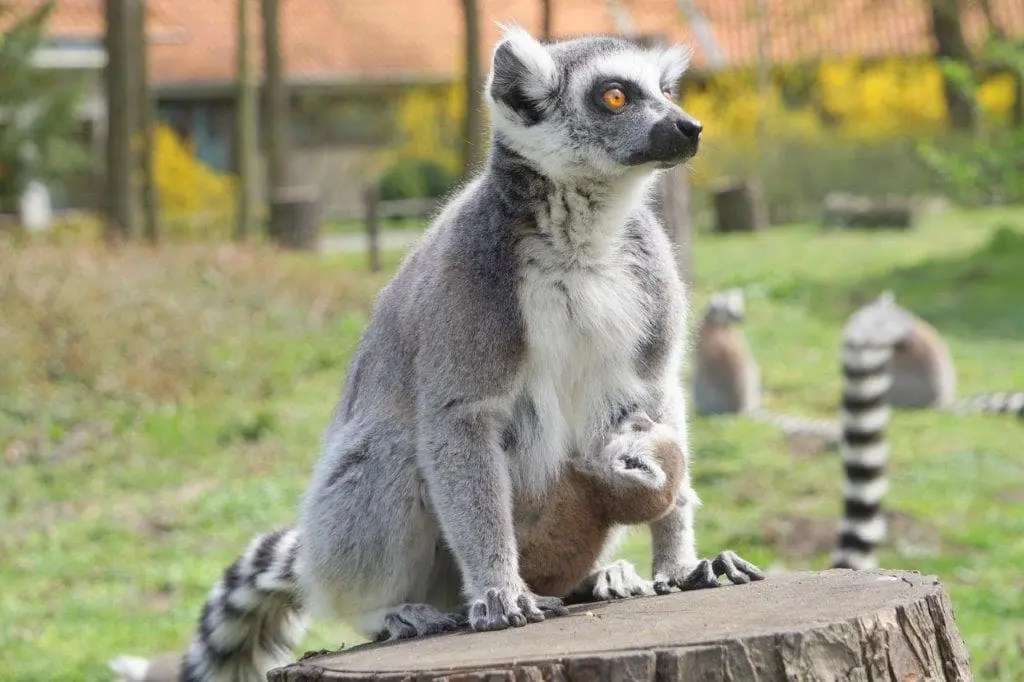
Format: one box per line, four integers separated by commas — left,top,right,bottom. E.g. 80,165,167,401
488,25,559,124
657,44,691,94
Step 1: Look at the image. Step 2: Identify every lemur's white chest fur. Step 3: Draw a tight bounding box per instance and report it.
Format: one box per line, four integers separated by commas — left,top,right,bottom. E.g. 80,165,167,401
513,176,655,497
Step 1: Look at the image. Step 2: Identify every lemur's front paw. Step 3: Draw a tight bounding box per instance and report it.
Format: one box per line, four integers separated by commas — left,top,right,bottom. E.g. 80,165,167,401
653,551,765,593
591,560,655,600
468,587,567,631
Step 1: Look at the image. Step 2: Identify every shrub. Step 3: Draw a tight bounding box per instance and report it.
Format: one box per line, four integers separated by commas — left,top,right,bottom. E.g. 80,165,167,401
377,157,456,200
153,125,236,239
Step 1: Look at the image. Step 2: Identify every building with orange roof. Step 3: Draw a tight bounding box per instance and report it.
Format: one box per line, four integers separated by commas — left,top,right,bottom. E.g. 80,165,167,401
6,0,1023,214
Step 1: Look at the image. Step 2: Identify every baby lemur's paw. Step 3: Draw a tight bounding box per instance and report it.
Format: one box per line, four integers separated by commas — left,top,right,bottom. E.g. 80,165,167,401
468,587,567,631
591,560,655,600
653,550,765,594
378,603,464,641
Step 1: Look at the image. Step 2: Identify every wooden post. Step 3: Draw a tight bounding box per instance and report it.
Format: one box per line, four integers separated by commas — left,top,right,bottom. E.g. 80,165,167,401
270,571,971,681
658,165,694,284
235,0,259,240
104,0,141,242
364,187,380,272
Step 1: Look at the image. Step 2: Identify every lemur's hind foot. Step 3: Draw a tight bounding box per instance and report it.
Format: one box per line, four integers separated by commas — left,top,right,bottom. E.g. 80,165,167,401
376,603,465,641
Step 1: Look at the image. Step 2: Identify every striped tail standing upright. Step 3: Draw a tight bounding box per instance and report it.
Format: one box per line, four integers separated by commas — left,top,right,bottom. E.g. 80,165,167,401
832,293,915,570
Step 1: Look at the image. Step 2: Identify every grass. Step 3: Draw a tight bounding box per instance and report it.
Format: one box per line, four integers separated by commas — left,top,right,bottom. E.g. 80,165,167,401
2,206,1023,680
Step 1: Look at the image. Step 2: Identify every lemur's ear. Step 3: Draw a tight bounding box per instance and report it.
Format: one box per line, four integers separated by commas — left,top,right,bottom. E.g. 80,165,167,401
488,25,558,124
657,44,691,94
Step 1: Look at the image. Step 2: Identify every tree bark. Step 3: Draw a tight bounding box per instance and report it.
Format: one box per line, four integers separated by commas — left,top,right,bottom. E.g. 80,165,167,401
262,0,288,196
135,0,158,243
928,0,977,131
540,0,552,40
104,0,141,242
235,0,259,240
270,570,971,682
460,0,483,174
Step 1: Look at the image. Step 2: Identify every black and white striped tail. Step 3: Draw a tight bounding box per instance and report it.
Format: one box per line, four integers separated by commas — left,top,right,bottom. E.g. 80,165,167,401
954,391,1024,418
833,340,892,570
750,409,841,447
832,294,913,571
181,528,306,682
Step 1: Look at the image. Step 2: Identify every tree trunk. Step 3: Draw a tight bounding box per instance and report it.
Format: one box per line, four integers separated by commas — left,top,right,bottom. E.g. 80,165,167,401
540,0,552,40
104,0,141,242
235,0,259,240
135,0,158,243
271,570,971,681
460,0,483,174
262,0,288,196
928,0,977,131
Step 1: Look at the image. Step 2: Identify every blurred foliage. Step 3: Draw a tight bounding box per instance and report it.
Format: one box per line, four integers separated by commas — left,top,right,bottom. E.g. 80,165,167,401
0,1,89,213
153,124,236,239
917,40,1024,206
918,127,1024,205
374,83,463,199
391,83,464,175
378,157,457,200
682,56,1020,221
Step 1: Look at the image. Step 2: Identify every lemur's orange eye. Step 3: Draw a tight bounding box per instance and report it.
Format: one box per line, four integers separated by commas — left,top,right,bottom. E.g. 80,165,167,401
602,88,627,111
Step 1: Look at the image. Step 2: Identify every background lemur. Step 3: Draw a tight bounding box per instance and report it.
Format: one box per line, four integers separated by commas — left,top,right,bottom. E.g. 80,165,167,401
693,290,840,449
137,27,761,682
889,315,956,409
693,289,760,415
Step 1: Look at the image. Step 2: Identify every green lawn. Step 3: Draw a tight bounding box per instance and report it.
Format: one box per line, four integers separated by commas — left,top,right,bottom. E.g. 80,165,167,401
2,206,1022,680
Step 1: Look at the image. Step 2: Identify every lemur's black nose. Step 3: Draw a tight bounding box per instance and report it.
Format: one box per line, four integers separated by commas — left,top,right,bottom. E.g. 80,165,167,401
675,116,702,140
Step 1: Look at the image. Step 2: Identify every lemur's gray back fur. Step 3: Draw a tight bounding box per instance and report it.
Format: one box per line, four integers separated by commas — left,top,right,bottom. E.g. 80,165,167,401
162,27,734,681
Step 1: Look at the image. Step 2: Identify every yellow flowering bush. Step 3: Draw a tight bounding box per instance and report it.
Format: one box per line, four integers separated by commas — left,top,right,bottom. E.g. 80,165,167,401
391,83,464,175
153,124,236,239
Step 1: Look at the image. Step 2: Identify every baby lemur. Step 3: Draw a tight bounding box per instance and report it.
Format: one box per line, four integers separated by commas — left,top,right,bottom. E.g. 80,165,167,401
520,413,684,598
125,27,764,682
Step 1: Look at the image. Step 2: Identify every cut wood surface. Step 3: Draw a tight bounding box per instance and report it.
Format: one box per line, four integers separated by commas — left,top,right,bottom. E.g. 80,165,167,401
269,570,971,681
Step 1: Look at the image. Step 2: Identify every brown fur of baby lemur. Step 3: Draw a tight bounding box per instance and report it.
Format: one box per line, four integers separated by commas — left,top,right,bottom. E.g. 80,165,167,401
518,414,685,597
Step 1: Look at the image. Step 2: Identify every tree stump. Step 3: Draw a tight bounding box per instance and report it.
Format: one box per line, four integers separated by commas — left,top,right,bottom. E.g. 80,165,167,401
822,193,916,230
269,186,322,250
269,570,971,681
713,180,767,233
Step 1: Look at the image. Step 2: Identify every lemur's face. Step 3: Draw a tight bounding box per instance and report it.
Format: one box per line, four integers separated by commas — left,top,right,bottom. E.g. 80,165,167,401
487,27,700,180
705,289,746,325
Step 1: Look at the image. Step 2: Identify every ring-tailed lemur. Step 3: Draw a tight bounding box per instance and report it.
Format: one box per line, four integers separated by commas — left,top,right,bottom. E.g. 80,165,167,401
954,391,1024,417
693,289,840,447
113,415,761,681
831,293,913,570
832,293,1022,569
119,28,764,682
